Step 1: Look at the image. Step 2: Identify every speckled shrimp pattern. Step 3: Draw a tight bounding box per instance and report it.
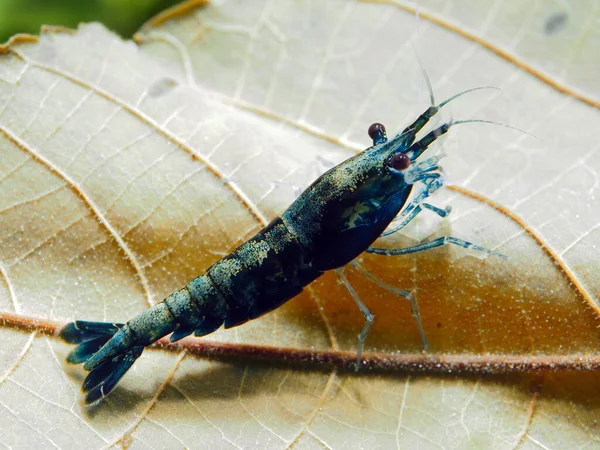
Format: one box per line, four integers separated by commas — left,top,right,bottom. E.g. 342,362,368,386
60,89,505,404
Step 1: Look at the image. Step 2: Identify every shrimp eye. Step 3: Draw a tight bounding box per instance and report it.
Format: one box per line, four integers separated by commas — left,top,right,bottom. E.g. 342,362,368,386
389,153,410,171
368,122,387,145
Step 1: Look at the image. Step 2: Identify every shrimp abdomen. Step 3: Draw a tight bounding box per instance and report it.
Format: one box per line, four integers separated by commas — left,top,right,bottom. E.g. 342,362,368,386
208,217,320,328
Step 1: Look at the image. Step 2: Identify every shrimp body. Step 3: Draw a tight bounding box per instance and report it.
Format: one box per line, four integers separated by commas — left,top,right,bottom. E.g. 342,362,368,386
61,93,502,404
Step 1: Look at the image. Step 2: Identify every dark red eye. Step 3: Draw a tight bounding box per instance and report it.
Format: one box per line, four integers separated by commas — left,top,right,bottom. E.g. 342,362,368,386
389,153,410,171
368,122,387,145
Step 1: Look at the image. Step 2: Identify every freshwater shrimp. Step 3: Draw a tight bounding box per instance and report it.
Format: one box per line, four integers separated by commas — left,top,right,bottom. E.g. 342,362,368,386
60,88,505,404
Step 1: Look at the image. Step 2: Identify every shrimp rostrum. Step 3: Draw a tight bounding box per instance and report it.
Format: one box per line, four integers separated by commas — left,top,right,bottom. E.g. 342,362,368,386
60,90,505,404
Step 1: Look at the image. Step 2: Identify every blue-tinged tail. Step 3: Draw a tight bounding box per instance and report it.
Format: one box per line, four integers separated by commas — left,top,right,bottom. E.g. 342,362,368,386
60,320,144,404
60,300,178,404
60,321,122,364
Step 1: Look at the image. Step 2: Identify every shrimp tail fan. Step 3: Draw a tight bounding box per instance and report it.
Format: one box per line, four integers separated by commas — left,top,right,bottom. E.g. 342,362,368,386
60,320,143,404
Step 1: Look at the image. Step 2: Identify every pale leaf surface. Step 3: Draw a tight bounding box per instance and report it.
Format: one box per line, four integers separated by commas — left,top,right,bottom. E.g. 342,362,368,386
0,1,599,449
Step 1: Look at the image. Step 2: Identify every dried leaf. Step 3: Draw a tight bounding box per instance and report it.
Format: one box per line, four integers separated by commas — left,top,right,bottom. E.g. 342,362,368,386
0,0,599,448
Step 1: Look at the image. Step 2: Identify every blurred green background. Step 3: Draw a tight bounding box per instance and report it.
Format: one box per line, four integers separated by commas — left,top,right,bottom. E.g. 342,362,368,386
0,0,182,43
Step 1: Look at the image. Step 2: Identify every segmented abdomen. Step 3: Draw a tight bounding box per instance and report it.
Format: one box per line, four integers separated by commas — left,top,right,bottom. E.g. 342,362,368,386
165,217,321,335
211,216,321,327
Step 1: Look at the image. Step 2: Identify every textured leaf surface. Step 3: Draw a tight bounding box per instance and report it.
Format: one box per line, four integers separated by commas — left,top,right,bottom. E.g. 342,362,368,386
0,1,599,448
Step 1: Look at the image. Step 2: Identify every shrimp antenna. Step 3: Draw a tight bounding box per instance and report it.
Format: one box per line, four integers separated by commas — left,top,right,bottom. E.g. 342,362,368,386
437,86,502,109
450,118,542,141
410,40,436,107
403,116,540,162
395,86,502,141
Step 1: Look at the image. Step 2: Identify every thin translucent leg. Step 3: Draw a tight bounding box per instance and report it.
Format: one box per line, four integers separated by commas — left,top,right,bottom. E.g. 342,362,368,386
336,269,373,371
382,178,444,237
367,236,507,260
422,203,451,218
351,261,428,351
382,205,423,237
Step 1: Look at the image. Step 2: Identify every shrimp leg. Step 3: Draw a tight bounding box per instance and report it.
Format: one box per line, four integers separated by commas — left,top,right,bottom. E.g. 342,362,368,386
351,261,428,351
335,269,374,371
367,236,507,259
